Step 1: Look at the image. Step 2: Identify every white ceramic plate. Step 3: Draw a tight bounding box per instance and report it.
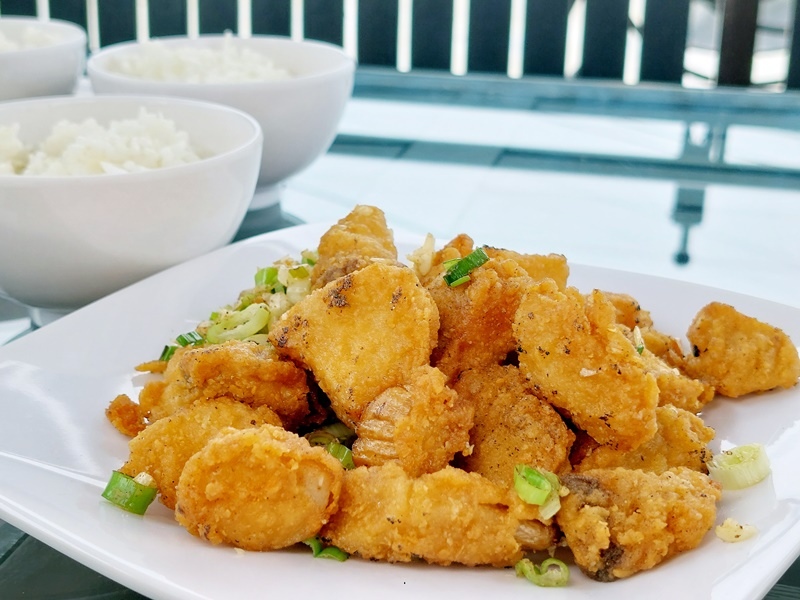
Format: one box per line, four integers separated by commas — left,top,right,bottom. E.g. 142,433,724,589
0,223,799,600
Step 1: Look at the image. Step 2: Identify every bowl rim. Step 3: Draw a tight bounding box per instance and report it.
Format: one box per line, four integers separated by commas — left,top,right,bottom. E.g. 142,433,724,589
0,16,87,56
0,94,264,185
87,34,356,90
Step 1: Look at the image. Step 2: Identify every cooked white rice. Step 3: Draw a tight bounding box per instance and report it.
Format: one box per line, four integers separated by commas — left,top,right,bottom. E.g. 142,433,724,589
0,26,63,52
0,108,203,176
108,35,292,83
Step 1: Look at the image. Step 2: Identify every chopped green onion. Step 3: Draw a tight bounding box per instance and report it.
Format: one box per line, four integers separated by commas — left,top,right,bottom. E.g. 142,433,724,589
305,430,339,447
205,303,271,344
515,557,570,587
514,465,552,505
305,422,356,448
443,247,489,287
326,442,355,470
101,471,158,515
319,422,356,443
447,275,470,287
302,536,349,561
255,266,279,288
514,465,562,518
302,536,323,555
176,331,204,347
159,345,177,362
441,258,461,270
301,249,319,266
318,546,349,561
633,326,645,355
708,443,770,490
209,311,220,321
289,265,310,279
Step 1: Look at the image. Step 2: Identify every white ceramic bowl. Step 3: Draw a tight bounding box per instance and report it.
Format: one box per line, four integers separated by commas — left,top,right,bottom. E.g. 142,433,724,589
0,95,262,314
87,35,355,208
0,17,87,101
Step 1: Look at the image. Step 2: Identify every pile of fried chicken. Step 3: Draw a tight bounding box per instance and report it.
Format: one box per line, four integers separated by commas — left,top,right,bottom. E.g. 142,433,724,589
106,205,800,582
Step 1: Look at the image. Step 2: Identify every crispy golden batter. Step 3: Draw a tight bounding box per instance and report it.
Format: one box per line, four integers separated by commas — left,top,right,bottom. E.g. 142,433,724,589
572,405,714,474
105,394,146,437
485,247,569,290
514,280,659,451
557,467,721,581
605,291,687,369
270,262,439,428
604,292,655,330
121,400,282,510
683,302,800,397
310,204,399,289
640,348,715,413
139,341,309,429
321,463,555,566
175,424,343,551
352,365,473,476
454,364,574,485
423,248,535,382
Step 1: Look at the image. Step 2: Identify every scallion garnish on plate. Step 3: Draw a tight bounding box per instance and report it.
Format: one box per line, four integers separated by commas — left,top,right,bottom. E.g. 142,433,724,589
442,247,489,287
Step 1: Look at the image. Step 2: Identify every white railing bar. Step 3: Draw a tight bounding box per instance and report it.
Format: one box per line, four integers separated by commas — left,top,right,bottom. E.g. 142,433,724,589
397,0,413,72
36,0,49,20
187,0,199,39
237,0,252,37
450,0,469,75
343,0,358,59
624,0,645,85
507,0,526,78
564,0,586,78
136,0,150,42
291,0,304,41
86,0,100,51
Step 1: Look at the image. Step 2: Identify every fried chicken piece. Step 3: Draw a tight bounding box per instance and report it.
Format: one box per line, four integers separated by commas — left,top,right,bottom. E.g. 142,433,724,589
270,262,439,428
310,204,399,289
175,424,343,551
683,302,800,397
139,341,309,429
120,399,282,510
514,280,659,451
605,291,686,369
557,467,721,581
453,364,574,486
321,463,555,567
640,348,715,413
604,292,655,330
485,247,569,290
572,405,714,474
352,365,473,477
106,394,146,437
422,245,536,383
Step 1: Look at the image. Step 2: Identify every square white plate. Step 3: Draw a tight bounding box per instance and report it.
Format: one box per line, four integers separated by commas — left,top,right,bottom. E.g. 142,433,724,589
1,222,799,600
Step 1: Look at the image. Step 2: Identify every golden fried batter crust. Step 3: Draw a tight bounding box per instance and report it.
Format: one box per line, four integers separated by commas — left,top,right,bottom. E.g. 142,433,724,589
105,394,146,437
352,365,473,476
423,249,535,383
176,424,343,551
139,341,309,429
270,262,440,428
573,405,714,474
311,204,399,289
454,364,574,485
121,399,282,509
557,467,721,581
514,280,659,451
321,463,555,567
683,302,800,397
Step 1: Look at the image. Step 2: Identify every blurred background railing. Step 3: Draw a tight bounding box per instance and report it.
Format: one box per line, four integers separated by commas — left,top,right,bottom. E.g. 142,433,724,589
1,0,798,90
